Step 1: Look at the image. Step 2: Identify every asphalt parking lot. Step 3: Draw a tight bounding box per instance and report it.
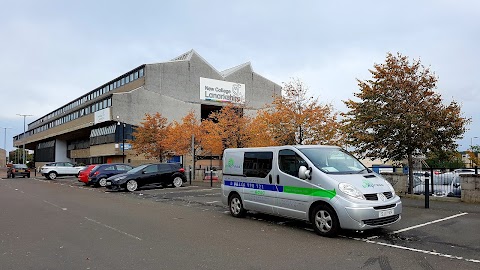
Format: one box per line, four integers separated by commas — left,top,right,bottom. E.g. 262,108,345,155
21,175,480,266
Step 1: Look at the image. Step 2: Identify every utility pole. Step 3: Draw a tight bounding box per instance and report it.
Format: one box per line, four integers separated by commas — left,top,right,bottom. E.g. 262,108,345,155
17,114,33,164
0,127,12,165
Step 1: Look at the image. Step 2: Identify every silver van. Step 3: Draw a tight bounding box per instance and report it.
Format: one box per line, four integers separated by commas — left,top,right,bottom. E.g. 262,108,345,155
221,145,402,237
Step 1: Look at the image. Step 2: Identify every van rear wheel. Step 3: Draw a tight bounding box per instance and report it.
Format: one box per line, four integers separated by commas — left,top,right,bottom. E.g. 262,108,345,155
311,204,339,237
229,194,246,218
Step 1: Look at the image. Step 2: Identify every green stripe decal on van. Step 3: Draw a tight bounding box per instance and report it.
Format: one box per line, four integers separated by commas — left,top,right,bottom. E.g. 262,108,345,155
283,186,336,199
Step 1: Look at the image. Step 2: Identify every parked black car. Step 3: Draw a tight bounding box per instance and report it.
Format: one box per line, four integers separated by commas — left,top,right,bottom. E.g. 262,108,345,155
88,163,134,187
7,164,31,178
105,163,186,192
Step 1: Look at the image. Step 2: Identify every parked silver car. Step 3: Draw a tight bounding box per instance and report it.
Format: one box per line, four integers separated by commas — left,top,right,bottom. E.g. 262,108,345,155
413,173,463,197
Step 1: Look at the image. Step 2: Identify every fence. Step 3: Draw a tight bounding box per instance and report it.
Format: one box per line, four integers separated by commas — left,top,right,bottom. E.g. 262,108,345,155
381,166,480,206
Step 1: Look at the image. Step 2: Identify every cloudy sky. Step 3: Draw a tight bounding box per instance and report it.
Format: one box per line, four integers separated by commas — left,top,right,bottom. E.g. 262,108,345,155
0,0,478,153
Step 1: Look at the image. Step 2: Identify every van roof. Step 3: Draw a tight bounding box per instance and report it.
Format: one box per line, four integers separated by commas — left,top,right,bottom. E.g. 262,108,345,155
224,145,340,152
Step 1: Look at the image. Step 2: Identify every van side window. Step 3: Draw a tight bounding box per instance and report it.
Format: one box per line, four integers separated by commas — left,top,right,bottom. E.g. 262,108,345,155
279,149,307,178
243,152,273,178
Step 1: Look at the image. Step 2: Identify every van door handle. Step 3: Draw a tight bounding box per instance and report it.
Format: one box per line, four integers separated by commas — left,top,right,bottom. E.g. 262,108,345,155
276,175,280,185
269,175,272,184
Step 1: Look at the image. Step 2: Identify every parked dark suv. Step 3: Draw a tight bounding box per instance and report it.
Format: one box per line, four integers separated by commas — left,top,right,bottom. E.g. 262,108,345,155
88,163,133,187
105,163,186,192
7,164,31,178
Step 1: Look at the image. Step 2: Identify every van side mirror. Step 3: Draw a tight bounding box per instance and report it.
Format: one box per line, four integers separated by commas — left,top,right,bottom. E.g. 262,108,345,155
299,166,311,180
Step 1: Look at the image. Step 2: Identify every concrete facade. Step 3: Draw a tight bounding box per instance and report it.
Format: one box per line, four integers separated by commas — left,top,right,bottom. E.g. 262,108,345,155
13,50,281,167
0,149,6,166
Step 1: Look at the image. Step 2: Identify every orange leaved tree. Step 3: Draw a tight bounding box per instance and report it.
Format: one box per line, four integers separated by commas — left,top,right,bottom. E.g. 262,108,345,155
164,111,202,157
252,78,341,146
130,112,171,161
342,52,470,193
200,103,251,155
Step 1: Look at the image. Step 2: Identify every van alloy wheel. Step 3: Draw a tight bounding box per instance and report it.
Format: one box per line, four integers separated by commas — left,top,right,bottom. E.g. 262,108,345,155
311,205,339,237
126,180,138,192
229,194,246,218
172,177,183,187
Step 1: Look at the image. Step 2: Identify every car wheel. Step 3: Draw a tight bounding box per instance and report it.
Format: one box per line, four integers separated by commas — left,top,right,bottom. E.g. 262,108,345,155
229,193,246,218
172,176,183,188
98,178,107,187
48,172,57,180
126,180,138,192
311,204,339,237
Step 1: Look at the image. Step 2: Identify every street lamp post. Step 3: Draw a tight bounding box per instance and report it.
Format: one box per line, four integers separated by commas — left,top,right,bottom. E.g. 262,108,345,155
16,114,32,164
471,136,479,168
116,116,126,163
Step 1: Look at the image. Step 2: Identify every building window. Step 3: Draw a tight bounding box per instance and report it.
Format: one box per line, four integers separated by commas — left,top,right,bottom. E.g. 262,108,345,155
126,75,130,84
129,74,134,81
134,71,138,79
139,68,144,77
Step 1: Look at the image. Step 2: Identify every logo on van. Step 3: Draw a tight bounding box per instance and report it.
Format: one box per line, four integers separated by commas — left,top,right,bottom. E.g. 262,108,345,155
227,158,241,169
362,179,384,188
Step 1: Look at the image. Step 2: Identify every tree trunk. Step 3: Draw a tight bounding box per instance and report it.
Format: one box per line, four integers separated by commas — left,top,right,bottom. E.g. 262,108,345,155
408,152,414,194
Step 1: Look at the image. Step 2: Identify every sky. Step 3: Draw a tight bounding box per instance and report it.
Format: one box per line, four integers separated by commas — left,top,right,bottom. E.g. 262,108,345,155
0,0,479,153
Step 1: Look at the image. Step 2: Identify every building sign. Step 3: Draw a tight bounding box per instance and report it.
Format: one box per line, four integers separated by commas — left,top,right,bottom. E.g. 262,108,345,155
94,108,111,124
115,143,132,150
200,77,245,104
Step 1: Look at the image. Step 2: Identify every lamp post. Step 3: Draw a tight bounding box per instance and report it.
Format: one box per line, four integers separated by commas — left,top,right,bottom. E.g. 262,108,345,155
116,116,126,163
471,136,479,168
16,114,32,164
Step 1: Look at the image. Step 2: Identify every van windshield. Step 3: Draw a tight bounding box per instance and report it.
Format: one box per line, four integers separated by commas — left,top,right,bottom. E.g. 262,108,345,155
298,148,367,174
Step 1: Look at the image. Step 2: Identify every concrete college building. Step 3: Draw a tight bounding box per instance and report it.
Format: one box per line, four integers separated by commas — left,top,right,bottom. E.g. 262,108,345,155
13,50,281,168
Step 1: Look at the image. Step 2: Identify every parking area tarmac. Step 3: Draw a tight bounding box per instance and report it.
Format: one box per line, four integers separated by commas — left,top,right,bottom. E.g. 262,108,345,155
19,175,480,265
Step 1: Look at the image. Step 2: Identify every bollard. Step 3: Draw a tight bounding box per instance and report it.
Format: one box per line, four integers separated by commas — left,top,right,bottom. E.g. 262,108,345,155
189,165,192,185
424,171,429,209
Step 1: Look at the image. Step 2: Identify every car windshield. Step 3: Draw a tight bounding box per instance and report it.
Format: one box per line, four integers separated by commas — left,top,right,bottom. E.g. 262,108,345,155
126,164,149,174
298,147,367,174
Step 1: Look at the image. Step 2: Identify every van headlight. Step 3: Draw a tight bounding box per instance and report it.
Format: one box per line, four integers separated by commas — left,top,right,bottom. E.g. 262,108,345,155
339,183,365,200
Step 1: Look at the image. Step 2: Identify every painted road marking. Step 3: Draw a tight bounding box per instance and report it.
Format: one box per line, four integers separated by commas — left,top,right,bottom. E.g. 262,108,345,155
350,237,480,263
85,217,142,241
206,201,220,204
391,212,468,234
43,200,68,211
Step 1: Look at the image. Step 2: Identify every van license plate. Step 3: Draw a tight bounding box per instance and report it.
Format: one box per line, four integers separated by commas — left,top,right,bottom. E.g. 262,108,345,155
379,209,394,218
106,181,111,186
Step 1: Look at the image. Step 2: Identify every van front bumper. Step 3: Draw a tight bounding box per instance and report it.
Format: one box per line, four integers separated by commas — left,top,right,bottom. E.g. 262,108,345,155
336,196,402,230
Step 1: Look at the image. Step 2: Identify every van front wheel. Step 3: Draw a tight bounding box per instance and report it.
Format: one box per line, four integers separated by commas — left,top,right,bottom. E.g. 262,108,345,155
311,204,339,237
229,194,246,218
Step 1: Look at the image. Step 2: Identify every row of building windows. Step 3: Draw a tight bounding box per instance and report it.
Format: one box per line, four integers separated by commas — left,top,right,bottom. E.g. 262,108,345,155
22,97,112,138
29,67,145,130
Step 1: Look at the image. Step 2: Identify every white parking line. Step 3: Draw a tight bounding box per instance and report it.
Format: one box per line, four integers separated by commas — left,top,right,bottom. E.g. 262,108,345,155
206,201,219,204
391,212,468,234
351,237,480,263
43,200,68,211
85,217,142,241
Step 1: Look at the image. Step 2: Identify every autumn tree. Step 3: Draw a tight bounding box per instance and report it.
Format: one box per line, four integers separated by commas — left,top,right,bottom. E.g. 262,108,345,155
130,112,171,161
466,145,480,167
200,103,251,155
163,111,201,156
342,52,470,193
425,149,465,169
252,78,341,146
